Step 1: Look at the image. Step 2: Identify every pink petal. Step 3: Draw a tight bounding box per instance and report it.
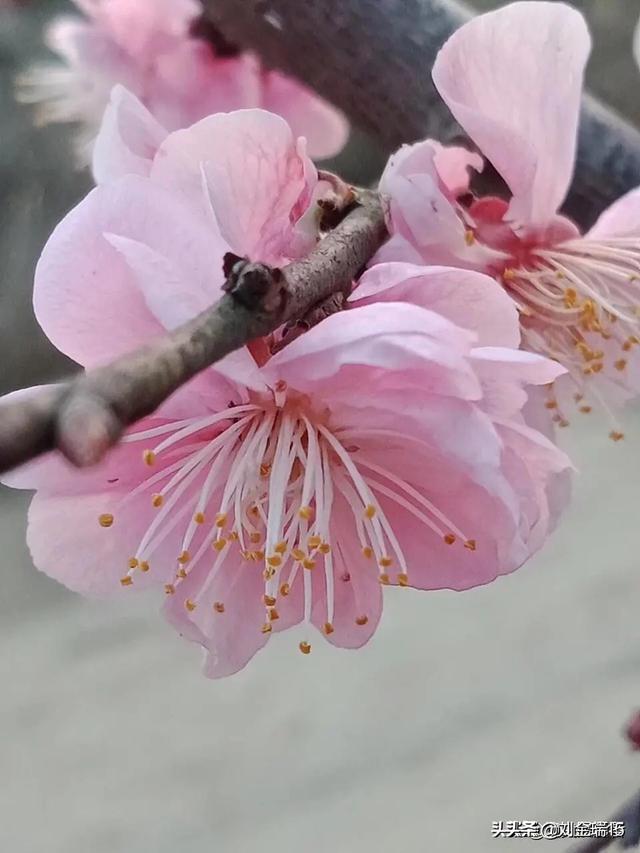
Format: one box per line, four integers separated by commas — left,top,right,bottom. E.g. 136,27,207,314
34,175,223,367
379,140,501,267
432,2,591,227
361,426,523,591
497,420,572,553
261,70,349,160
470,346,567,419
93,85,168,184
163,551,269,679
587,187,640,239
353,262,521,347
310,500,382,648
264,302,482,402
150,109,317,263
25,477,187,598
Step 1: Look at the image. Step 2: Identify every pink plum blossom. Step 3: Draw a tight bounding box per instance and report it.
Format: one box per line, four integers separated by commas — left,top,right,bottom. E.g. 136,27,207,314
18,0,348,163
376,1,640,438
0,106,571,678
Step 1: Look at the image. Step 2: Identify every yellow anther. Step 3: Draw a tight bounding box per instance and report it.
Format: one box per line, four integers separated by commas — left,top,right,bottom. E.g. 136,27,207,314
379,556,393,568
579,406,592,414
228,531,239,542
263,594,277,607
464,229,476,246
464,539,477,552
545,400,558,410
268,608,280,622
563,288,577,307
591,362,603,374
615,359,627,372
120,576,133,587
397,573,409,587
355,615,369,626
275,540,288,555
213,602,225,614
253,550,265,561
128,557,139,570
143,449,156,466
250,505,260,516
443,533,456,545
292,548,306,562
558,418,570,428
151,494,164,508
319,543,331,555
177,568,188,579
364,505,376,519
298,505,313,520
259,463,271,477
177,550,190,565
263,567,276,580
308,535,322,549
164,584,175,595
215,513,228,528
502,268,515,282
139,561,150,573
249,532,262,544
610,430,625,442
212,538,226,552
279,582,291,597
194,512,206,525
99,513,114,528
323,622,335,636
379,573,390,585
299,641,311,655
185,599,197,612
267,554,282,568
362,546,374,559
261,622,272,634
302,558,316,570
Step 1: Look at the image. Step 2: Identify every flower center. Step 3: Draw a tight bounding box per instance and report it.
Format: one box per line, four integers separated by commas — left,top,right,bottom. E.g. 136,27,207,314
499,237,640,436
101,383,475,651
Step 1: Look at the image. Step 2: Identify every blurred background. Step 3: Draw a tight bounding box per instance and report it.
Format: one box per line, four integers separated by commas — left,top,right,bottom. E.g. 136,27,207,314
2,2,640,851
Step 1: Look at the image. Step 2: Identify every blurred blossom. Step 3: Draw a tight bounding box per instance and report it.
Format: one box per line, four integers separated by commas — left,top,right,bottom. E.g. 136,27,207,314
0,98,571,677
17,0,348,163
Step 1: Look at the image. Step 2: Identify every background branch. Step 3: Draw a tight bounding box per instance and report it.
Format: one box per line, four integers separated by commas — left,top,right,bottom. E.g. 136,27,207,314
0,190,387,475
203,0,640,227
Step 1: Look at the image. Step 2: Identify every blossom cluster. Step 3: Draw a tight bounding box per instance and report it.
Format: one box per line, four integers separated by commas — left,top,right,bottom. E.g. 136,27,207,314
4,0,638,677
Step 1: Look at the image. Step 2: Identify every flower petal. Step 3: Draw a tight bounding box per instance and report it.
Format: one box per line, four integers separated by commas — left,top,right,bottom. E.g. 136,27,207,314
163,551,269,679
150,109,317,263
262,71,349,160
353,262,521,347
34,174,223,366
264,302,481,401
432,1,591,227
587,187,640,239
93,85,168,184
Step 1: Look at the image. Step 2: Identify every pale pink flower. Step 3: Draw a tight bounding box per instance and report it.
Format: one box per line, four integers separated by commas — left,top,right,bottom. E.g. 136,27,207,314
1,107,571,677
18,0,348,163
378,1,640,437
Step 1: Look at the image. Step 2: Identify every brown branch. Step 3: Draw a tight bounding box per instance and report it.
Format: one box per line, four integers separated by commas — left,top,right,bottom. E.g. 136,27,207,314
202,0,640,228
0,189,387,475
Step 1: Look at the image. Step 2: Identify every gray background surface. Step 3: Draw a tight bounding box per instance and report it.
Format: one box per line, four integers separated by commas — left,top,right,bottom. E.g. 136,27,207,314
2,2,640,851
